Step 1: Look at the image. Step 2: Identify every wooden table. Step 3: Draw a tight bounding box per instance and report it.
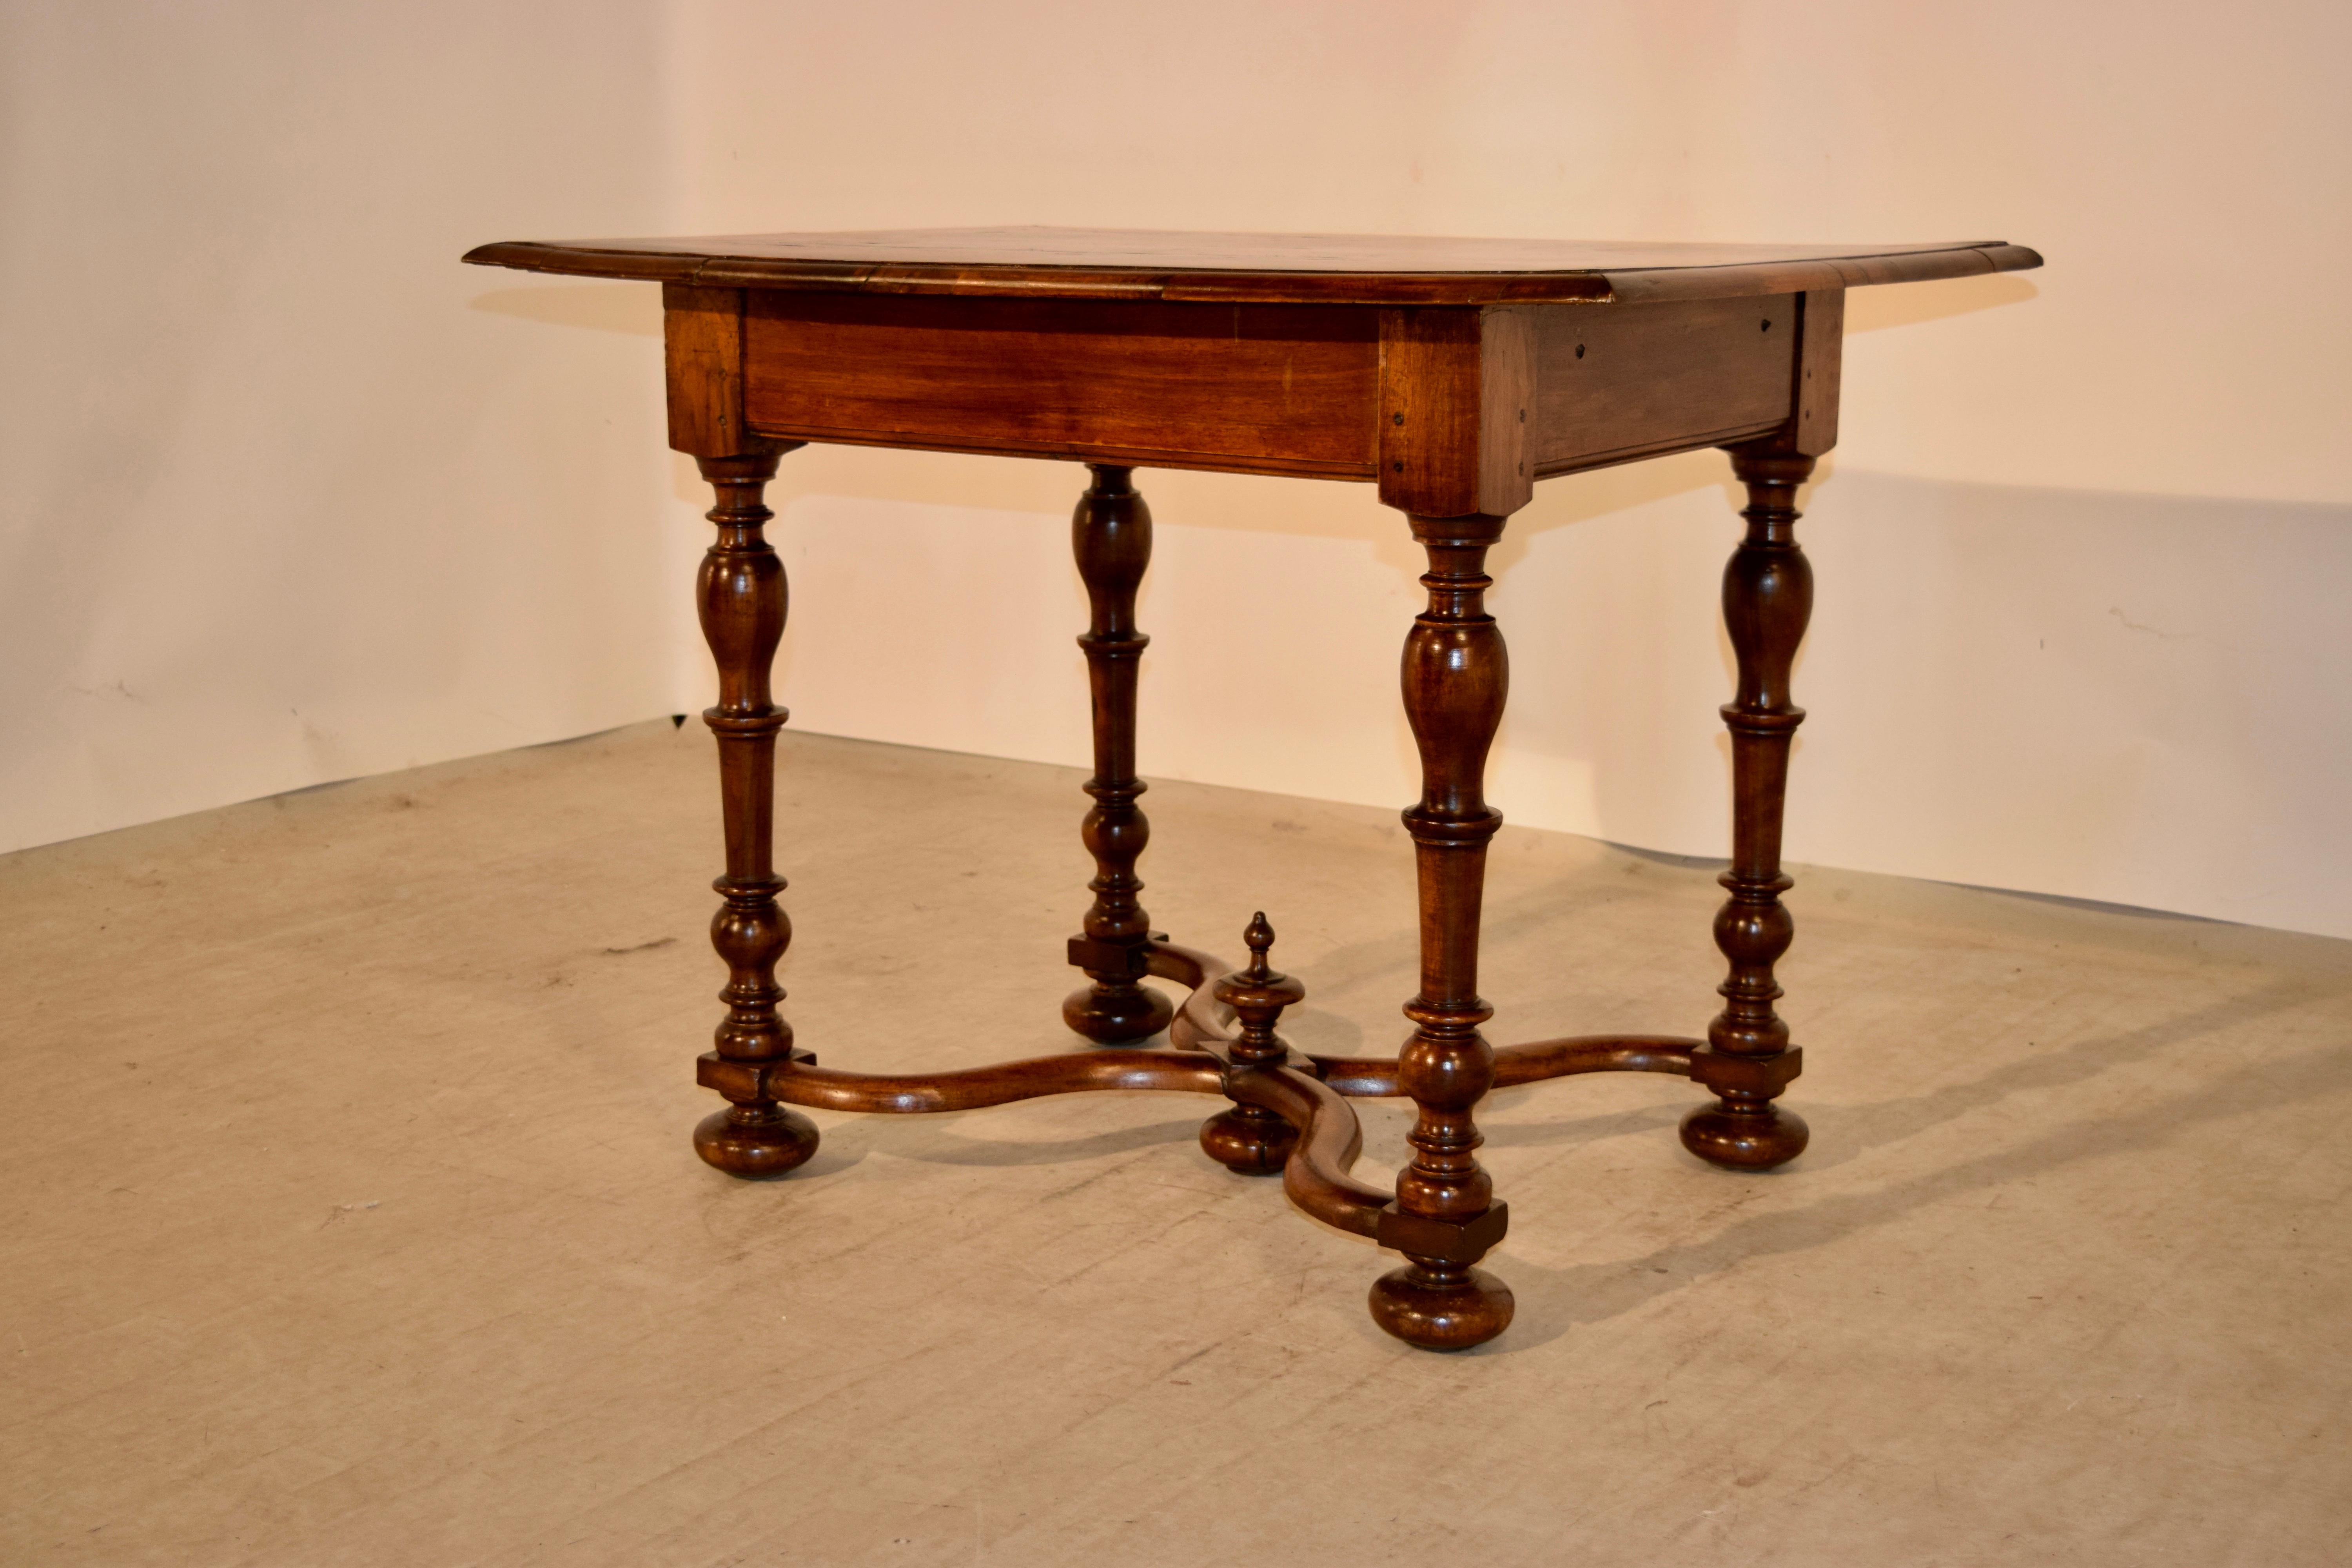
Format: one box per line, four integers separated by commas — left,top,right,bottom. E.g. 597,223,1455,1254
464,227,2041,1350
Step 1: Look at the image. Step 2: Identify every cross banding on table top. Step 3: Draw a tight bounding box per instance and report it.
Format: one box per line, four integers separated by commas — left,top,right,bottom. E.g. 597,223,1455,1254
464,225,2042,1350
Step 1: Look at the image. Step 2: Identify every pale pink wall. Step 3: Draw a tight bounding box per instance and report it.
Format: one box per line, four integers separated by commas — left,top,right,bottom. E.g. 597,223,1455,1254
0,1,687,849
669,0,2352,938
5,1,2347,940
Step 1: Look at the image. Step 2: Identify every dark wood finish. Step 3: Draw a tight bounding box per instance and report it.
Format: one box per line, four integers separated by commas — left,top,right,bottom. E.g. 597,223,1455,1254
740,286,1821,491
1364,510,1516,1350
1377,308,1534,517
689,447,820,1177
1143,935,1392,1233
464,223,2039,1352
663,284,760,457
1196,914,1307,1175
656,256,1856,495
1229,1064,1392,1236
743,294,1377,479
702,1047,1223,1114
470,226,2042,307
1063,465,1175,1043
1682,441,1817,1170
1531,296,1794,475
1316,1034,1699,1097
667,283,818,1175
1791,290,1845,457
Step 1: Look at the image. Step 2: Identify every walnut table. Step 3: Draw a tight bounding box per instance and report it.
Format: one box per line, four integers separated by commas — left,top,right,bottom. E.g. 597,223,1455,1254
463,227,2041,1350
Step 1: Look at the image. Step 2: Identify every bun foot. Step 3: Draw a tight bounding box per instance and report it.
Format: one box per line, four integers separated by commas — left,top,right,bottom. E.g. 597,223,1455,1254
1062,981,1174,1045
1198,1104,1297,1176
694,1102,820,1178
1368,1258,1514,1351
1680,1098,1809,1171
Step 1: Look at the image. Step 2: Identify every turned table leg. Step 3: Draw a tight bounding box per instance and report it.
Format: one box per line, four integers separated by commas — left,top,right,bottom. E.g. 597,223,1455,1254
1063,464,1174,1044
691,450,820,1177
1683,443,1815,1170
1368,514,1515,1351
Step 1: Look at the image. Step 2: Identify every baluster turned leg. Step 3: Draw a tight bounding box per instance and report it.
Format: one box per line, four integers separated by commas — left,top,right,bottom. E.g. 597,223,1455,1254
691,450,820,1177
1367,514,1515,1351
1682,443,1815,1170
1063,464,1175,1044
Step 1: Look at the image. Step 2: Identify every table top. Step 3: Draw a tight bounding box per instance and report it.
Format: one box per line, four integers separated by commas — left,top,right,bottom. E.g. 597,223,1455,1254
463,226,2041,306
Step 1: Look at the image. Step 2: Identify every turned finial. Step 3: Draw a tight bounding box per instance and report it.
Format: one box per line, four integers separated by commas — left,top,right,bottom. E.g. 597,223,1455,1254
1214,912,1305,1069
1243,912,1275,978
1197,910,1307,1176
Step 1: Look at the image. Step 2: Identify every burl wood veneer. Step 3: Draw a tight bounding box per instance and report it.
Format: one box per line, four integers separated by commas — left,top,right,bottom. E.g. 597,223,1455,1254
465,226,2041,1350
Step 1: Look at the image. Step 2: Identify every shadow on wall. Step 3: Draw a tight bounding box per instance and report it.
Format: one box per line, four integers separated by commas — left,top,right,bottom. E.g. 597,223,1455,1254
499,261,2338,939
757,466,2348,942
1844,271,2039,334
1494,467,2352,938
468,283,661,336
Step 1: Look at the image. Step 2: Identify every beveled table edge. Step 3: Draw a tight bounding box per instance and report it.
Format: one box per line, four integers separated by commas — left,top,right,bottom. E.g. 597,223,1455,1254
461,236,2043,306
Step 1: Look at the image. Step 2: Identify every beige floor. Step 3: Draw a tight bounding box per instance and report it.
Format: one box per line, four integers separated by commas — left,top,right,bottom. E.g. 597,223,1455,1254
4,720,2348,1567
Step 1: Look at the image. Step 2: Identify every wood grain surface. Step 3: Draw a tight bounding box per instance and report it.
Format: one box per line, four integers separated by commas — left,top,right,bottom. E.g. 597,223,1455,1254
467,225,2041,306
742,292,1378,477
475,219,2045,1352
1530,295,1795,475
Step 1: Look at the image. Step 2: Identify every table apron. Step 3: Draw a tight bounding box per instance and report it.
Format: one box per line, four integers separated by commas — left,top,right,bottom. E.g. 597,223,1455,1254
718,292,1808,485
